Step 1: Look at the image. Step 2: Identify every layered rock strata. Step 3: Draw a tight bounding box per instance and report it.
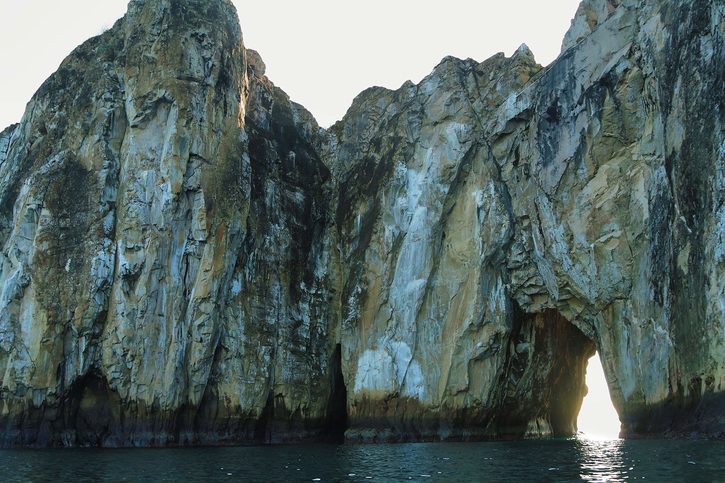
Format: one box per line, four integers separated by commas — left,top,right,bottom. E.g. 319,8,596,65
0,0,722,446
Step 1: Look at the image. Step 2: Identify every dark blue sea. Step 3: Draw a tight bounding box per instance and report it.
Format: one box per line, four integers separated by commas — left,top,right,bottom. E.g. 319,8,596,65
0,438,723,482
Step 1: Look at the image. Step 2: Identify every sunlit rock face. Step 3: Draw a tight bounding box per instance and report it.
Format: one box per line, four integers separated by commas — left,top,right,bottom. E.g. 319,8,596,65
0,0,722,446
329,0,724,441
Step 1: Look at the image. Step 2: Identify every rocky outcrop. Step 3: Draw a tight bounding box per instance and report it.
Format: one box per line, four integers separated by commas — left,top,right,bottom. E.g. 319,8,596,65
0,0,722,446
0,0,339,447
334,0,724,440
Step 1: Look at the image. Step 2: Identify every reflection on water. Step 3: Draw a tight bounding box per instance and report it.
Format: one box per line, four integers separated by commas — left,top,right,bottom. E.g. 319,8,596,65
0,438,722,482
577,439,626,482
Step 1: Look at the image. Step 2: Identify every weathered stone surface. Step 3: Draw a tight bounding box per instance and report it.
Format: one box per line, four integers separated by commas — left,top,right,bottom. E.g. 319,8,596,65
0,0,722,446
561,0,624,52
0,0,340,447
333,0,724,441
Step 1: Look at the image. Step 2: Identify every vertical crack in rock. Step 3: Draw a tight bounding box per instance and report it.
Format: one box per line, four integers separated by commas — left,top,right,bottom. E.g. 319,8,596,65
324,344,349,442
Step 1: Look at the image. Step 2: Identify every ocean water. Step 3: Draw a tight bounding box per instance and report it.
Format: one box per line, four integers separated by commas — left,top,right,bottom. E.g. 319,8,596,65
0,438,722,482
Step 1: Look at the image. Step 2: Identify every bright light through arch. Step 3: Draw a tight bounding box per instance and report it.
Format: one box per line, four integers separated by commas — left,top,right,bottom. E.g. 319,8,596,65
578,352,621,440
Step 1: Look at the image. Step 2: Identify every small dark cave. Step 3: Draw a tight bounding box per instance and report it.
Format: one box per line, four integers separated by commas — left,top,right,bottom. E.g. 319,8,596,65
323,343,349,443
253,390,276,443
61,371,121,447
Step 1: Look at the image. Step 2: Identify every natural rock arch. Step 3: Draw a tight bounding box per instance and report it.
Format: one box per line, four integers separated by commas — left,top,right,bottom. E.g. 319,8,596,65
501,308,600,437
0,0,721,447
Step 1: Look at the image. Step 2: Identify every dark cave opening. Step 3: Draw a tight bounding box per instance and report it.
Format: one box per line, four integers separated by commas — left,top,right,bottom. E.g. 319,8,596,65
505,308,607,437
543,312,597,436
324,343,349,443
63,371,120,446
251,343,348,444
253,390,275,443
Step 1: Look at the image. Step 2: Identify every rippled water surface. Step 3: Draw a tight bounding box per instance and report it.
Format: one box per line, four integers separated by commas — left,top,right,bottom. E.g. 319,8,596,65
0,439,723,482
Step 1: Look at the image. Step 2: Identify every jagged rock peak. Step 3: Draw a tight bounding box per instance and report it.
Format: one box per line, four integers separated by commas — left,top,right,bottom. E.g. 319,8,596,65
123,0,242,41
513,43,536,62
246,48,266,77
337,48,542,122
561,0,626,52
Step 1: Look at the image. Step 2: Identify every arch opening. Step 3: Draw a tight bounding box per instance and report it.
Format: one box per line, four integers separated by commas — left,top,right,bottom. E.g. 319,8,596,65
501,308,622,439
578,352,621,439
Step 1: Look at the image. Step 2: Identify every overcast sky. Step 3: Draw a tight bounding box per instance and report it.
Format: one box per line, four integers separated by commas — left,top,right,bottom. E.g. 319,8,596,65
0,0,583,129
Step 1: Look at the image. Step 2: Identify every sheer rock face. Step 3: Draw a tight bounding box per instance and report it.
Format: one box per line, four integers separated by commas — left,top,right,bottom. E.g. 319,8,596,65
333,0,724,440
0,0,723,447
0,0,338,447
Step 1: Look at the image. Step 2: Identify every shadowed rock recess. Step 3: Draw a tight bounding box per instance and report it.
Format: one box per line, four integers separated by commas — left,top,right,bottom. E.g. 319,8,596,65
0,0,722,447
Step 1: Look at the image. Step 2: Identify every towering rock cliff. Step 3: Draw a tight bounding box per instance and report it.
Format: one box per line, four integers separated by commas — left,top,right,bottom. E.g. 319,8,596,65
0,0,339,446
334,0,725,440
0,0,722,446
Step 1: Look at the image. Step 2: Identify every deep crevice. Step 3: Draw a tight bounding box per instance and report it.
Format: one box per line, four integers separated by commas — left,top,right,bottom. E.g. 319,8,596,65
545,314,597,436
254,390,274,444
323,343,348,443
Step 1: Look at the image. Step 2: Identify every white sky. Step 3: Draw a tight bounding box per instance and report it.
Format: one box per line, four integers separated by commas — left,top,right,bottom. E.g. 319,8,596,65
0,0,582,129
0,0,622,438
